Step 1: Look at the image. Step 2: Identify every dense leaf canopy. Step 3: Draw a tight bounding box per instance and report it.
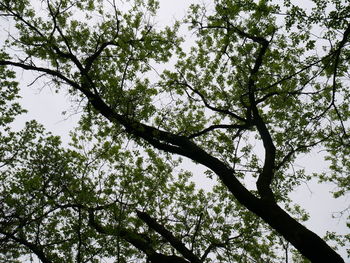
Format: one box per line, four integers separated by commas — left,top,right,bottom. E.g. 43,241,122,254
0,0,349,262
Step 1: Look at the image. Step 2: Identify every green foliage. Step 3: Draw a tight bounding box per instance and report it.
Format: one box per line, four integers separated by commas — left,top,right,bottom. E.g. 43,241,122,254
0,0,349,262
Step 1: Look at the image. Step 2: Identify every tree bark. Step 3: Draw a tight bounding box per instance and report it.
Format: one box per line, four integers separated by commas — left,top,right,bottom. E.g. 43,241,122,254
212,165,344,263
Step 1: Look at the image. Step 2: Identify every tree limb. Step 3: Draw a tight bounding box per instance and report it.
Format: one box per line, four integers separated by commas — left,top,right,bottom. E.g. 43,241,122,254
88,209,189,263
136,210,201,263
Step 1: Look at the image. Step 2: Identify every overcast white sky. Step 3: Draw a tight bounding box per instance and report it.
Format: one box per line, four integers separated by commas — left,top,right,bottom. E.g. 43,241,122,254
4,0,349,261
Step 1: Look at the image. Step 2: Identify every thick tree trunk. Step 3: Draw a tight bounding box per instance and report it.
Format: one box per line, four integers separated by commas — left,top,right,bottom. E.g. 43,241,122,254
258,202,344,263
214,167,344,263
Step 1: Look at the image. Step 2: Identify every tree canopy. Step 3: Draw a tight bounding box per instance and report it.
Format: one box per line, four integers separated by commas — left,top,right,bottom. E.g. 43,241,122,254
0,0,349,262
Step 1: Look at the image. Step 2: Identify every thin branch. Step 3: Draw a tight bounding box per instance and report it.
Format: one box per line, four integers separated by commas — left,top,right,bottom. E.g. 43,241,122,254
0,60,80,89
276,134,332,171
190,212,203,252
175,76,246,122
188,124,250,139
200,235,242,262
260,56,329,92
195,20,268,44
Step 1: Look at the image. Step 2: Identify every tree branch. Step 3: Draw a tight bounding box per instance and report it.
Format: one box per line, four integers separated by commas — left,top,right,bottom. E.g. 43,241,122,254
188,124,250,139
175,76,247,122
88,209,189,263
200,235,242,262
136,210,201,263
245,36,276,202
0,230,53,263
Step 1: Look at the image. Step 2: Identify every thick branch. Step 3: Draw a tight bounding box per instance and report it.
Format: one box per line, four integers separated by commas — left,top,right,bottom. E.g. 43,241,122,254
0,230,52,263
136,210,201,263
88,210,189,263
88,210,154,255
329,23,350,137
84,41,118,71
200,235,242,262
246,38,276,201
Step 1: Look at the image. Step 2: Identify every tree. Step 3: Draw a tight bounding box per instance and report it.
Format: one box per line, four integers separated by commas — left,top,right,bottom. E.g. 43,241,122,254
0,0,349,262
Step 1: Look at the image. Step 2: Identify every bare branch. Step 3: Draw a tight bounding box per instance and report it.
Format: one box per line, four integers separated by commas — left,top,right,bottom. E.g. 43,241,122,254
175,77,246,122
188,124,250,139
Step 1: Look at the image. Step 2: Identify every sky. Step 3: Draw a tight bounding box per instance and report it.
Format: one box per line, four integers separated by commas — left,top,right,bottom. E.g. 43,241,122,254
2,0,349,261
